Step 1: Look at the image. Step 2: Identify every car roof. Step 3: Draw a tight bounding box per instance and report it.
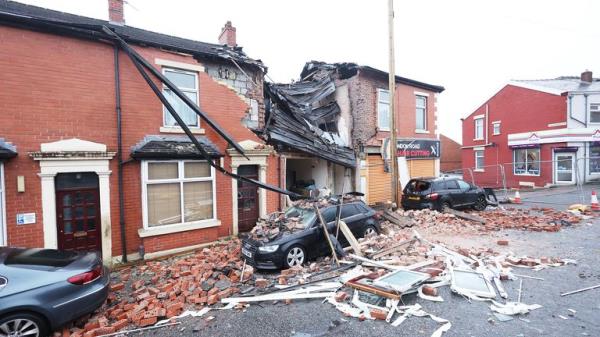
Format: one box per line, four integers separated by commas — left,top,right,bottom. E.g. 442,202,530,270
410,176,460,182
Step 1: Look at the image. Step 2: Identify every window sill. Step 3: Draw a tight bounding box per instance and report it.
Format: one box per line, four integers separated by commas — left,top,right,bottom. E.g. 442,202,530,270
415,129,429,134
473,138,484,141
493,133,501,136
514,173,540,177
138,219,220,238
379,128,391,132
160,126,205,135
474,169,485,172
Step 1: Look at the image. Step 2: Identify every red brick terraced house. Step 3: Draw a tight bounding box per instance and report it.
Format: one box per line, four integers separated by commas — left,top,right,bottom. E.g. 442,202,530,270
0,0,283,265
461,71,600,189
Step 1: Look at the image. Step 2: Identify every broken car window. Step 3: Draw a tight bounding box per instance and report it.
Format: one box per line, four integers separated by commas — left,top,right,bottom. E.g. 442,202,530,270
284,207,316,229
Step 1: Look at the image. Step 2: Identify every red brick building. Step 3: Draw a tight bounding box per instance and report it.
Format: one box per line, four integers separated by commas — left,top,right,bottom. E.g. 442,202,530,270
440,134,461,173
0,0,282,264
461,72,600,188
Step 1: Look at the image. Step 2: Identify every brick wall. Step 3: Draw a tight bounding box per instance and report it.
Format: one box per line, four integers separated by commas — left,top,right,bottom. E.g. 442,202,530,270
440,134,462,172
0,25,277,257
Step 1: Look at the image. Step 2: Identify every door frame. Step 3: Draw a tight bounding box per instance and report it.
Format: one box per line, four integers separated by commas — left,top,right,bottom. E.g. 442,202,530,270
553,152,576,184
237,165,260,232
0,163,6,246
55,185,102,252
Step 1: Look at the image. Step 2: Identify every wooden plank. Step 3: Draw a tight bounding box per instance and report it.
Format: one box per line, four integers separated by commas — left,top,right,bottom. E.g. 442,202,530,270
372,238,416,260
315,205,340,266
443,208,486,224
338,220,362,257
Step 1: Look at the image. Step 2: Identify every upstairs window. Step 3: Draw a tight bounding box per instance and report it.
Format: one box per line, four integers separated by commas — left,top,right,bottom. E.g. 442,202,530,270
163,68,199,127
377,89,390,131
492,122,501,135
415,95,427,131
474,118,484,140
591,103,600,123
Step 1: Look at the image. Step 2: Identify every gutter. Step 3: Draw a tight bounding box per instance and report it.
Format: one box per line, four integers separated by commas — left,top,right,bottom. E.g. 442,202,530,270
114,45,127,263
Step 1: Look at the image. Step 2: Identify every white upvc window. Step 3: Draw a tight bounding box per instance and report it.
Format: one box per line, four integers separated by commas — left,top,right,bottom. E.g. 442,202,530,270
142,160,216,229
162,68,200,127
513,148,540,176
474,150,484,170
474,118,484,140
377,89,390,131
590,103,600,123
415,95,427,131
492,122,501,135
590,143,600,174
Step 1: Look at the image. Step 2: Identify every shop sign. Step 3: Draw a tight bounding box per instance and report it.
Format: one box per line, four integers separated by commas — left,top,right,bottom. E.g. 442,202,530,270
396,139,440,158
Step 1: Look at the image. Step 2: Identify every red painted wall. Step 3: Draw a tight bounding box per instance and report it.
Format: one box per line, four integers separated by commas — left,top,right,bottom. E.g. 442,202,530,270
0,26,280,256
461,85,566,188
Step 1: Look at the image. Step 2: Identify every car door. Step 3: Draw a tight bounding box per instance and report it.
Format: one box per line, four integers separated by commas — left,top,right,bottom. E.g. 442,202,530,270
456,179,475,206
315,206,337,255
444,180,461,206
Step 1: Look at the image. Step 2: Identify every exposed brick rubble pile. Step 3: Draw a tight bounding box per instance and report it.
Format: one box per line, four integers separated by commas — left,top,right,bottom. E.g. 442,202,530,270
396,207,584,234
64,239,254,337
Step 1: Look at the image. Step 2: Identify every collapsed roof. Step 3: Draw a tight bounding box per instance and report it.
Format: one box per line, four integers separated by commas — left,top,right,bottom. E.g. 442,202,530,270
263,66,356,168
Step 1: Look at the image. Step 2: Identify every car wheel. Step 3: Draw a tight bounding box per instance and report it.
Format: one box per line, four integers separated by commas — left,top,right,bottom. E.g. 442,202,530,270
362,225,378,237
473,195,487,211
0,312,48,337
285,245,306,268
439,201,451,212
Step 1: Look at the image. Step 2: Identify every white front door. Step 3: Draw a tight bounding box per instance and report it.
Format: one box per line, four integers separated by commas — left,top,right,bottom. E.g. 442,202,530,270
0,163,5,246
554,153,575,184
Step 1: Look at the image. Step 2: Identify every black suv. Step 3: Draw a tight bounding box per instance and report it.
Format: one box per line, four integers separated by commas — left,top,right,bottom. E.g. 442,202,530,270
241,200,380,270
401,177,487,212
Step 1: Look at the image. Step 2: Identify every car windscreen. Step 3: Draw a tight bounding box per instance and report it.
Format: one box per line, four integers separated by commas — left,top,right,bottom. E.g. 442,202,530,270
405,180,431,194
284,207,317,229
4,249,79,268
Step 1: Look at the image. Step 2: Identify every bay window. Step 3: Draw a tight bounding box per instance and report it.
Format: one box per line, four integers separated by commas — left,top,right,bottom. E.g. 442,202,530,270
143,160,215,228
513,148,540,175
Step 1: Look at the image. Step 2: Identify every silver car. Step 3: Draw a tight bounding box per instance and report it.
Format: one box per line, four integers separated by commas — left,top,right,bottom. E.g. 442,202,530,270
0,247,109,337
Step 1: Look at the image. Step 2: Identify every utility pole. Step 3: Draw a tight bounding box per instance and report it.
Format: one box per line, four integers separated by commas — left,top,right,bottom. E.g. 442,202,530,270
388,0,399,205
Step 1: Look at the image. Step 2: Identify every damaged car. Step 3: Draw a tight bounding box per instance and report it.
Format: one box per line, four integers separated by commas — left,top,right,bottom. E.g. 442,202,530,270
241,197,380,269
401,177,488,211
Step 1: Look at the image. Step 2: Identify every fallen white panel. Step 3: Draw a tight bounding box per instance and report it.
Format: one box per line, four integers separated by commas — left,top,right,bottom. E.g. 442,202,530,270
490,301,542,315
222,292,336,304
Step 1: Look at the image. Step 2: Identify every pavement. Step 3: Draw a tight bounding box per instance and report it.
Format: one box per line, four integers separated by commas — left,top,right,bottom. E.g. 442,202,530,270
143,185,600,337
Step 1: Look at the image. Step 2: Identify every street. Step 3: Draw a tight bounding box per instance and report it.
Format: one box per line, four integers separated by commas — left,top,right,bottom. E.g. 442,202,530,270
142,187,600,337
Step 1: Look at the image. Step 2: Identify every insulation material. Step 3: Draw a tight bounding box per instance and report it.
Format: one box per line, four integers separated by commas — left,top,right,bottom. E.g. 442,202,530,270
391,304,451,337
490,301,542,316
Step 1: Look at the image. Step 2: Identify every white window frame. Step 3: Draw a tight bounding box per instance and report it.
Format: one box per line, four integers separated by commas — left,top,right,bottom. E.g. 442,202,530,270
590,143,600,174
415,95,427,131
0,163,5,246
474,150,484,171
377,88,390,131
162,68,200,128
141,160,217,232
513,148,541,176
492,121,501,135
590,103,600,124
474,117,484,140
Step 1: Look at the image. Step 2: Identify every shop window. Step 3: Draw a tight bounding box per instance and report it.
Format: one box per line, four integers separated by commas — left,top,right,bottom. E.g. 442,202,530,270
474,118,484,140
163,68,199,127
513,148,540,175
474,150,484,170
377,89,390,131
143,160,214,228
590,144,600,173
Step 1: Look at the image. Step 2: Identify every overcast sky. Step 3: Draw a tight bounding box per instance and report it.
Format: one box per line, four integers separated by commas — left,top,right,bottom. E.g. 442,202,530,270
14,0,600,143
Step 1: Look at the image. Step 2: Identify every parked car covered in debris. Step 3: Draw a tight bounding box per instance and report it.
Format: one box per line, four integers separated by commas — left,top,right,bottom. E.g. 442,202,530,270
241,196,380,269
0,247,109,337
401,177,488,212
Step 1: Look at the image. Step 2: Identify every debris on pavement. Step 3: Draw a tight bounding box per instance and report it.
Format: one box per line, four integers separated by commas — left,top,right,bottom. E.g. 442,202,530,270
560,283,600,296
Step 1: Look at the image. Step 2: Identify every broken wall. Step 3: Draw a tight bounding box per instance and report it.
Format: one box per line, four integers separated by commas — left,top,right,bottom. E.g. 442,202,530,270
203,60,265,130
334,84,353,147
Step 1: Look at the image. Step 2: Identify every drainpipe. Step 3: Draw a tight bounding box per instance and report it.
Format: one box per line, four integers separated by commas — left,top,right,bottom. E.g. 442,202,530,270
584,94,589,127
114,45,128,263
485,104,489,145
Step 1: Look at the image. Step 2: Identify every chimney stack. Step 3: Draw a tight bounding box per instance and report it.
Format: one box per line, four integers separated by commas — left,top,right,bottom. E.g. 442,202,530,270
218,21,237,47
108,0,125,25
581,70,593,83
